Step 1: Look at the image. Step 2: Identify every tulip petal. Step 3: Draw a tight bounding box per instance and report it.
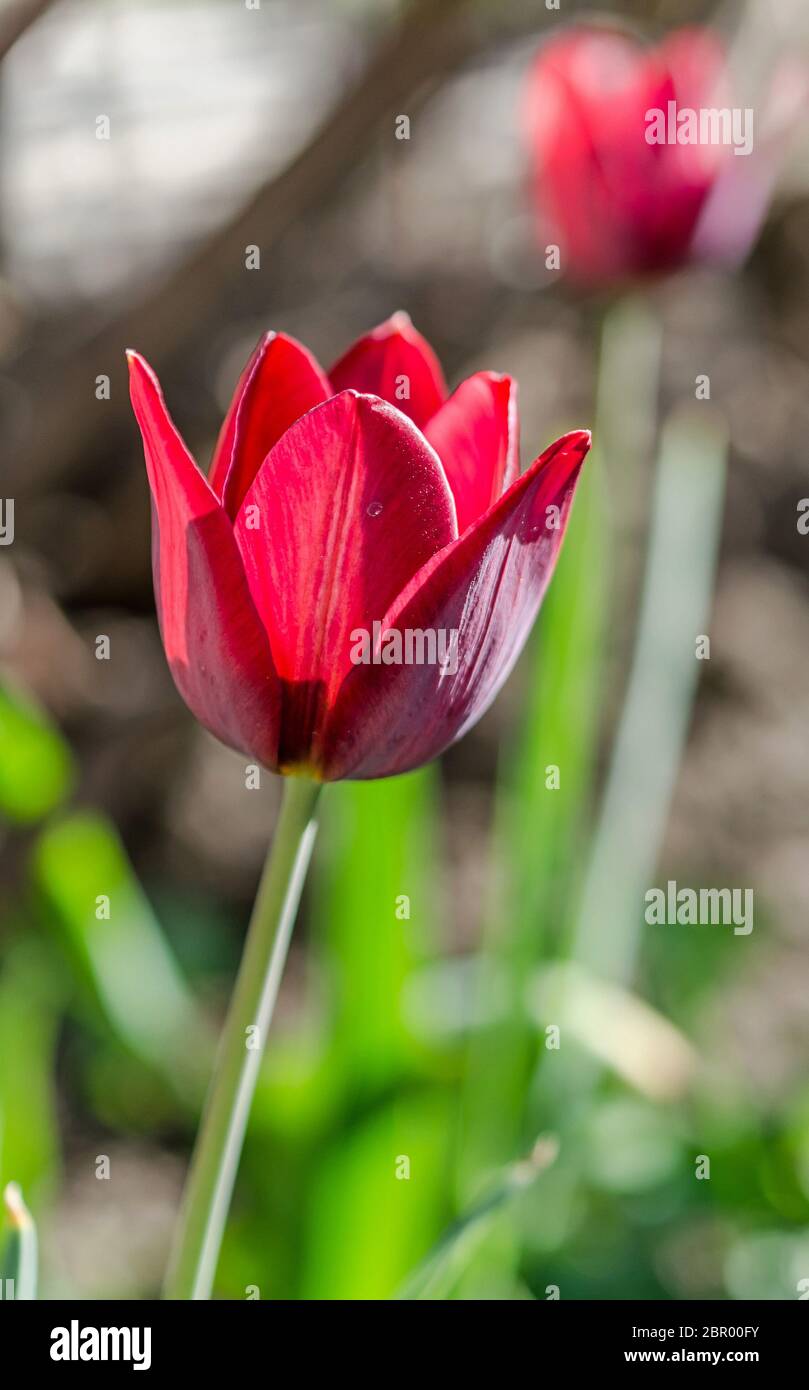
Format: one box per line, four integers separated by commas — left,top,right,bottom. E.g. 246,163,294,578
322,429,590,780
128,352,281,766
208,332,332,516
524,28,736,283
329,312,447,428
424,372,519,533
233,390,458,770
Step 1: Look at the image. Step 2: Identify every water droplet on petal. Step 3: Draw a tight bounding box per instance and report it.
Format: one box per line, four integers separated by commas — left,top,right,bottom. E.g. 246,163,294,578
367,501,383,517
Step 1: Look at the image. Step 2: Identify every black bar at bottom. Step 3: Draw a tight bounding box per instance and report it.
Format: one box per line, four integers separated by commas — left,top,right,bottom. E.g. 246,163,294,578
1,1298,803,1375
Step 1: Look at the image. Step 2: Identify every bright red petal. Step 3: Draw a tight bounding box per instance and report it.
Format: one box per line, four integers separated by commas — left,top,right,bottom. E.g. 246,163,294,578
321,429,590,780
424,372,519,533
233,390,457,771
328,312,448,428
208,332,331,516
127,352,281,766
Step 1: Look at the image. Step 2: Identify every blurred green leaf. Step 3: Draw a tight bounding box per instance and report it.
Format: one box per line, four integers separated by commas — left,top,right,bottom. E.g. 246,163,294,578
31,810,210,1103
568,406,729,986
2,1182,38,1300
507,446,609,955
585,1099,681,1194
0,681,73,824
294,772,452,1298
397,1136,558,1300
514,407,730,1282
251,1026,341,1143
312,768,442,1098
300,1090,452,1299
459,449,608,1194
457,299,664,1297
725,1229,809,1301
0,938,64,1200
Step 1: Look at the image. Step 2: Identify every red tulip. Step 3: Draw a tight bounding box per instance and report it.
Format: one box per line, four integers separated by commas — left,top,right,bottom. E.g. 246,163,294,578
523,25,780,285
128,315,589,780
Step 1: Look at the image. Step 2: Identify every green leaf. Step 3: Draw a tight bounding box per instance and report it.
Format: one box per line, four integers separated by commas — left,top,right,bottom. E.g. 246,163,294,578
30,811,210,1103
396,1136,558,1300
506,442,608,959
296,772,451,1298
0,939,64,1200
568,406,729,986
459,450,608,1195
300,1091,453,1300
520,407,729,1260
0,681,73,824
312,768,442,1098
456,297,663,1290
2,1183,38,1300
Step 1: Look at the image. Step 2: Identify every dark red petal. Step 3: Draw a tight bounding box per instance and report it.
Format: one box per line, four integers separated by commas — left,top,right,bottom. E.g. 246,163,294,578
424,372,519,533
232,390,457,770
321,429,590,780
208,332,331,516
127,351,281,767
328,312,448,428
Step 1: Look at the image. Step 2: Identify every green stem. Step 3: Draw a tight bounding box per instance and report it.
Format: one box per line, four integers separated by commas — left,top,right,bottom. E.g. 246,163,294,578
163,776,322,1300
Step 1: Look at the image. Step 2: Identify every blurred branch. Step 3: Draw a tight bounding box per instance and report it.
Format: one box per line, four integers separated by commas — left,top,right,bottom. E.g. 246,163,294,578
5,0,475,494
0,0,54,62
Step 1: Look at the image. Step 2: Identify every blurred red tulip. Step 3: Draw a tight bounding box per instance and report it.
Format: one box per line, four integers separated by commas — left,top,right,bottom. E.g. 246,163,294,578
128,315,589,780
523,25,781,285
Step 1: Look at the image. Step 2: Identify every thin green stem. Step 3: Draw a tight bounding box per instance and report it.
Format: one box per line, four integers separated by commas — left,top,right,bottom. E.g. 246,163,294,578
163,776,322,1301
